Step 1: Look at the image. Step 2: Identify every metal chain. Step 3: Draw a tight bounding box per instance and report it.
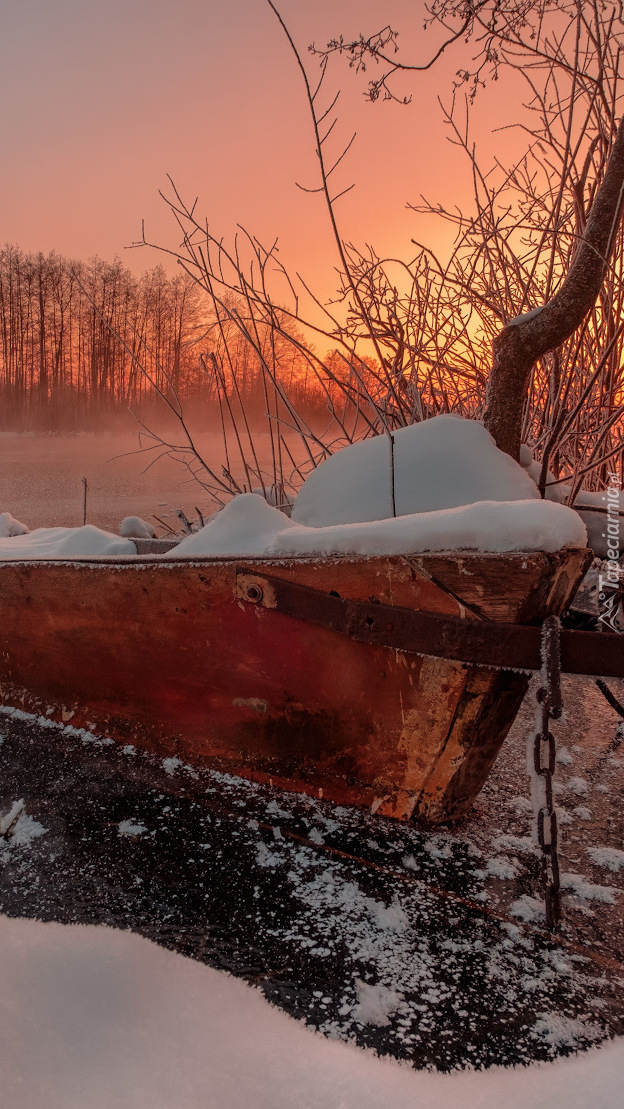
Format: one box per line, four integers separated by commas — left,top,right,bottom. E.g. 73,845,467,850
534,615,563,930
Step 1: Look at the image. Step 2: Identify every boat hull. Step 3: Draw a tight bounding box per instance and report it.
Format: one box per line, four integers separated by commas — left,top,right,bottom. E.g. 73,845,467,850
0,548,590,822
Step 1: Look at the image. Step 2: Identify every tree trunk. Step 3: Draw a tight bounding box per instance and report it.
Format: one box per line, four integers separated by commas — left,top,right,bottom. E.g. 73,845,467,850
484,114,624,460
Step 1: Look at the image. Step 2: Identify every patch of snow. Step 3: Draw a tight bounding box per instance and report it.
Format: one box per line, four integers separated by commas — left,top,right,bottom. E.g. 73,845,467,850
572,806,592,821
119,515,157,539
0,703,113,747
352,980,403,1027
560,873,619,903
556,747,573,766
154,418,585,559
510,895,545,923
566,777,589,796
508,306,543,326
118,820,147,837
587,846,624,872
494,835,537,855
266,799,290,819
519,455,624,558
0,511,29,536
256,840,283,869
9,814,47,848
424,838,453,861
510,795,533,814
486,855,522,880
162,757,183,775
531,1013,605,1049
0,524,136,560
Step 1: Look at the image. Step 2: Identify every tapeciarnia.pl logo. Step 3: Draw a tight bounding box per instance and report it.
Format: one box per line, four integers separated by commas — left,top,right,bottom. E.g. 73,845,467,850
598,471,623,633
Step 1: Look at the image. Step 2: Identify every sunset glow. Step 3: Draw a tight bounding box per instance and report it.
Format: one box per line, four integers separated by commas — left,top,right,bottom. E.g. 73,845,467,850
1,1,522,303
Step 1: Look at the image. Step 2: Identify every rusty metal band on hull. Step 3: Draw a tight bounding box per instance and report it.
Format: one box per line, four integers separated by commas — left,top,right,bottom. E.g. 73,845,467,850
236,569,624,679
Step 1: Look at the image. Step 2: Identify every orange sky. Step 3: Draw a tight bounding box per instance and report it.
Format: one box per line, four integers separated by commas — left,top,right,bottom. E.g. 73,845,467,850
1,1,524,311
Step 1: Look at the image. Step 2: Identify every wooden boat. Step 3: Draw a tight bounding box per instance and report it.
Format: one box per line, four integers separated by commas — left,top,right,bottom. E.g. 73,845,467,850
0,544,595,824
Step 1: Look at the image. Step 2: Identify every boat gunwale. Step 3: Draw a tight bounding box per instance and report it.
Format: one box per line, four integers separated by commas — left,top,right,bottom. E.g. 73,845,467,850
0,544,589,570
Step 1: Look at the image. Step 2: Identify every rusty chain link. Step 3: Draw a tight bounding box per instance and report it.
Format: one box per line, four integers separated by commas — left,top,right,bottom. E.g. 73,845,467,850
534,615,563,930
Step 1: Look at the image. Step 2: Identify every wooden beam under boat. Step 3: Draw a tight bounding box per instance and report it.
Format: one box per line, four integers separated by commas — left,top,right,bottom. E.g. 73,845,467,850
0,547,591,823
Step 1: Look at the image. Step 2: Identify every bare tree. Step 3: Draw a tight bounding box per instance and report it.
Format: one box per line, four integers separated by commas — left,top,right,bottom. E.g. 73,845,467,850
315,0,624,461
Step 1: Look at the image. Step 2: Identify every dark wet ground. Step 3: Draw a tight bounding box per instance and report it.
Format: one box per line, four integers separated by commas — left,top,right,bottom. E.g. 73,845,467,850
1,674,623,1071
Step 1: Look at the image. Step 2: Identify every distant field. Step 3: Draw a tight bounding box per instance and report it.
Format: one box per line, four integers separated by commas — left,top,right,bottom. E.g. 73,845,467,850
0,432,282,534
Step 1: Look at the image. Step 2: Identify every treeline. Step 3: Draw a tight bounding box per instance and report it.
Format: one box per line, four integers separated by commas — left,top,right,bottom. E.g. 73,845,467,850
0,246,328,430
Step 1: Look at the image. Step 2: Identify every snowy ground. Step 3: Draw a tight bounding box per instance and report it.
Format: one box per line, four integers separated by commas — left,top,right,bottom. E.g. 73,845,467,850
1,913,624,1109
1,674,623,1103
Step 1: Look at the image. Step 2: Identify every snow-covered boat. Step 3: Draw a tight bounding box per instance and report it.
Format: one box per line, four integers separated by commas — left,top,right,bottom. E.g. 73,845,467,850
0,543,593,823
3,417,623,823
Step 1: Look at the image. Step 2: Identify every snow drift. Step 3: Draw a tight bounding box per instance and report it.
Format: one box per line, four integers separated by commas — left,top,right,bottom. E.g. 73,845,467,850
520,445,623,559
171,493,586,558
291,416,540,527
1,913,623,1109
171,418,585,558
0,525,136,560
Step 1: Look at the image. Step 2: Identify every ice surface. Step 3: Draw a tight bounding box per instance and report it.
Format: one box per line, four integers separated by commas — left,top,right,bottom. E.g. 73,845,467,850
292,416,540,527
2,913,623,1108
170,492,586,559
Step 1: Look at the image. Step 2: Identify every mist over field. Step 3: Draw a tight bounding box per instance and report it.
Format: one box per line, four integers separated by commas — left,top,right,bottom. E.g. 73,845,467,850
0,430,281,533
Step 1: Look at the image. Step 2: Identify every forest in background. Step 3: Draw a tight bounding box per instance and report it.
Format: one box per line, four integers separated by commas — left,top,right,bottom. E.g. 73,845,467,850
0,245,328,432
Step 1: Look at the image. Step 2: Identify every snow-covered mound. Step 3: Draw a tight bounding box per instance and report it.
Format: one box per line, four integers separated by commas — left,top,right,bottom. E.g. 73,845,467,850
292,416,540,528
0,511,29,537
119,515,157,539
170,493,586,559
1,913,624,1109
0,525,136,561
